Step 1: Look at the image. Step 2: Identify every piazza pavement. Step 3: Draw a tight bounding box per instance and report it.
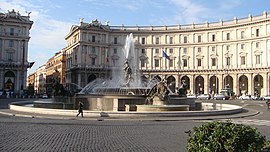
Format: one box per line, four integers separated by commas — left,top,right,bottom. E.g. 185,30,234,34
0,98,270,152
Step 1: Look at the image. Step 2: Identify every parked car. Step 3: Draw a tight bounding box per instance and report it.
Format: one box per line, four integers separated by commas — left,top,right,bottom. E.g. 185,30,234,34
261,95,270,100
213,94,230,100
187,94,197,99
251,95,260,100
42,94,48,99
239,95,251,100
197,94,211,100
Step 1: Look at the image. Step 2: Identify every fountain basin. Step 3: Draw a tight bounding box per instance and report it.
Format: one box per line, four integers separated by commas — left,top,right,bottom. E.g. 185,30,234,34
9,102,243,118
136,105,189,112
75,94,196,111
33,101,73,109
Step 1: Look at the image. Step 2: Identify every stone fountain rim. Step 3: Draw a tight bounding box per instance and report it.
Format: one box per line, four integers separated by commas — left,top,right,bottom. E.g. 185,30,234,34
8,101,244,118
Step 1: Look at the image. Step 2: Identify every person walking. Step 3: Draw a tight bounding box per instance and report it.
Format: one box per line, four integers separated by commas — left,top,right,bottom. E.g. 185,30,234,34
76,101,84,117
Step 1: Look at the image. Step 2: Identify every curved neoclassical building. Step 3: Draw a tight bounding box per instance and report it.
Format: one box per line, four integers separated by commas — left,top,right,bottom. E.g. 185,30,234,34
64,12,270,96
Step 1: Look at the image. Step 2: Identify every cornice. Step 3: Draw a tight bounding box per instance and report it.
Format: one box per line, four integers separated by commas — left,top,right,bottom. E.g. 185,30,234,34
141,67,270,74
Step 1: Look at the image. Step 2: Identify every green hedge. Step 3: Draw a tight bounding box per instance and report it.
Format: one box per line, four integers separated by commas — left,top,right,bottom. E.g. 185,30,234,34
186,121,266,152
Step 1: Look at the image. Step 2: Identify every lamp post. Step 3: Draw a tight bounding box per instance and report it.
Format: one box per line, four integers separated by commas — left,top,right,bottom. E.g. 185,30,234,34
213,83,216,94
242,83,245,95
198,83,201,94
257,83,261,96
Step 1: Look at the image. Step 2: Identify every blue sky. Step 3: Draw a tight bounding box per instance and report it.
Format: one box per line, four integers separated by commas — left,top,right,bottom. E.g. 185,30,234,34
0,0,269,75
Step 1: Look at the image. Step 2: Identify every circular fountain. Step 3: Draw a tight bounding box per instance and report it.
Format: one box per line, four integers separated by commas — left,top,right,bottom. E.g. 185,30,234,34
75,33,198,112
8,33,243,118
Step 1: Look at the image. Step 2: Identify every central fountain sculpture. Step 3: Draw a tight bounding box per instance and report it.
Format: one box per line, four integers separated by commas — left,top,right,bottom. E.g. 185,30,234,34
76,33,197,112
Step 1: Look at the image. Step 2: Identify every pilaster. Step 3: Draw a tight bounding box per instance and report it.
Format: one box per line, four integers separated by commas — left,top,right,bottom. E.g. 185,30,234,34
190,75,194,94
248,73,253,95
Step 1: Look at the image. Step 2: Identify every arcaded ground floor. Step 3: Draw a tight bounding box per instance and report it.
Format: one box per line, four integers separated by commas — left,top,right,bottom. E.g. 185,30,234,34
66,68,270,97
144,70,270,97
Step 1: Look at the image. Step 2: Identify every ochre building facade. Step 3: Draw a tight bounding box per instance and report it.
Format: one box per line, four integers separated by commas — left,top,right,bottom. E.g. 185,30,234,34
64,12,270,96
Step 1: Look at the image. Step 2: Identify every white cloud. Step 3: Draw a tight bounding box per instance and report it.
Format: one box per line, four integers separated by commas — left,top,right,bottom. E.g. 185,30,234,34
28,14,74,74
167,0,211,24
0,0,75,74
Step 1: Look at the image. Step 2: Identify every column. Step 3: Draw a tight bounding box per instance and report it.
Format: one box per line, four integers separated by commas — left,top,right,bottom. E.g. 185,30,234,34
248,73,253,95
78,72,81,88
190,74,194,94
78,45,82,66
16,70,20,94
233,74,239,96
203,74,208,94
262,73,268,96
205,74,210,94
218,74,223,93
151,48,153,69
175,75,179,89
0,70,3,89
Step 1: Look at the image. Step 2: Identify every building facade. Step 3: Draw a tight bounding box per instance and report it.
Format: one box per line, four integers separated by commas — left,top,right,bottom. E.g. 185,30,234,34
34,64,46,96
45,50,66,96
64,12,270,96
0,9,33,95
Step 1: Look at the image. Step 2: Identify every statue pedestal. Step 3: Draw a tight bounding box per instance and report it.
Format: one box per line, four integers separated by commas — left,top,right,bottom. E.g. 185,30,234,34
152,96,165,105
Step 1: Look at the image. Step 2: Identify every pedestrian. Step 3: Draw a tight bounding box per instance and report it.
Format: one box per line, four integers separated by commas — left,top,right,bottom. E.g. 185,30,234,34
76,101,84,117
266,99,270,109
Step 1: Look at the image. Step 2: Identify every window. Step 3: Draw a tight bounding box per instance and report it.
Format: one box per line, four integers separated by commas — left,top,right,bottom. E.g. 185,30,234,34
114,37,117,44
183,59,187,67
183,36,187,43
197,59,201,66
256,29,259,37
169,59,173,67
256,42,260,48
226,45,230,51
9,40,14,47
183,48,187,54
169,48,173,54
226,33,230,40
113,48,117,54
6,52,13,61
212,46,216,52
141,49,145,54
256,55,261,64
226,57,230,66
10,28,14,36
241,44,245,50
169,37,173,44
91,57,95,65
83,45,87,53
141,37,145,44
73,35,77,43
198,35,201,43
141,60,145,67
92,35,95,42
156,37,159,44
241,31,245,39
91,46,95,53
212,34,215,41
154,59,159,67
241,56,245,65
212,58,216,66
197,47,201,53
155,49,159,54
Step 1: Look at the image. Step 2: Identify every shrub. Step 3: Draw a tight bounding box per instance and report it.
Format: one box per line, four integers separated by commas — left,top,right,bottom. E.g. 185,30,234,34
186,121,266,152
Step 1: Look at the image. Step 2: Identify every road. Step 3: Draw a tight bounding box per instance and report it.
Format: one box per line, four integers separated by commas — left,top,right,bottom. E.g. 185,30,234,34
0,98,269,152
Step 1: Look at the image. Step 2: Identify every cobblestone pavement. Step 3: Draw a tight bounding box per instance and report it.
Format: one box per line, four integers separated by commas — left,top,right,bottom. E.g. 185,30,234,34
0,98,270,152
0,115,204,152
